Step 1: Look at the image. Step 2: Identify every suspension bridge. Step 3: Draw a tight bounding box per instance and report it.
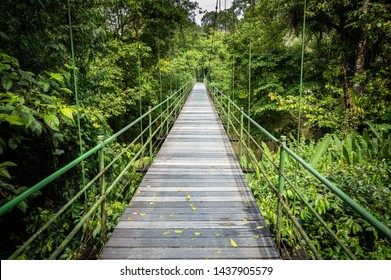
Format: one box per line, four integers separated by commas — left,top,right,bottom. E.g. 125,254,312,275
1,79,390,260
100,83,279,259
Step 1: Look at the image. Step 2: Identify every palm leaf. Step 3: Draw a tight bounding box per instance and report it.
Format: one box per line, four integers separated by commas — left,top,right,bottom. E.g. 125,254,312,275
309,135,331,168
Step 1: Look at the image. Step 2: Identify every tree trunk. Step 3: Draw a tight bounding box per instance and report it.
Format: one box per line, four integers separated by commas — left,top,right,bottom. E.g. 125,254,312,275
352,37,367,93
342,57,352,108
352,0,370,93
339,11,352,109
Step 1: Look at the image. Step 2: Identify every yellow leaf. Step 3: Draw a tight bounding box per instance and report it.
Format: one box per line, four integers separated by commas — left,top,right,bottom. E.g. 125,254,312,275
230,239,238,248
256,226,264,230
243,218,248,223
186,194,191,201
139,213,147,217
169,213,175,217
215,233,222,237
127,217,131,221
189,203,197,210
194,232,201,236
253,235,260,239
162,232,170,235
174,230,184,234
215,250,222,254
149,202,154,206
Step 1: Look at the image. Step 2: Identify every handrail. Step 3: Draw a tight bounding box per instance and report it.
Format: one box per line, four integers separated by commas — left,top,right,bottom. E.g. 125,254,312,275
0,79,194,217
206,80,391,259
1,78,195,259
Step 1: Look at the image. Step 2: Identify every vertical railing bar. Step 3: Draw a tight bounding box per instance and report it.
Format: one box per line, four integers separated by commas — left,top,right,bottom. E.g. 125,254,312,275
239,107,244,162
97,135,106,242
166,96,170,135
148,106,153,162
276,135,286,251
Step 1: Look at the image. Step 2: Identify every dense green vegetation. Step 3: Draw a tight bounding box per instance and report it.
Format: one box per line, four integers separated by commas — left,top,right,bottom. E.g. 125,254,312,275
0,0,390,259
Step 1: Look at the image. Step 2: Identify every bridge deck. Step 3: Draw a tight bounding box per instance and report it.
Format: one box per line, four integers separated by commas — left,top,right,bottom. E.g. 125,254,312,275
100,83,280,259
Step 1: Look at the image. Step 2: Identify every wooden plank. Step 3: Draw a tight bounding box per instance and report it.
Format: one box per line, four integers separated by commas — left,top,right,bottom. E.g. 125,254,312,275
105,237,276,248
100,248,280,259
137,186,246,191
119,212,265,221
128,201,260,208
123,207,261,214
134,191,255,197
131,197,256,202
100,83,279,260
115,221,265,229
109,228,272,239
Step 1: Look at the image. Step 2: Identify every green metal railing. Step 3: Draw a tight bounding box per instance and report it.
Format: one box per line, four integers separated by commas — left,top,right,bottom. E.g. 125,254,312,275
206,81,391,260
0,79,195,259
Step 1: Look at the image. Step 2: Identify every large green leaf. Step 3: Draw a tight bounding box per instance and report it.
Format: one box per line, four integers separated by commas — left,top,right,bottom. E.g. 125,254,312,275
362,129,370,145
0,168,11,178
1,75,13,91
0,114,26,126
1,161,17,167
0,161,17,179
60,87,73,94
342,145,350,165
44,114,60,131
365,121,380,140
29,118,43,135
309,135,331,168
17,201,28,213
47,72,64,84
60,107,74,122
38,81,50,92
0,63,11,73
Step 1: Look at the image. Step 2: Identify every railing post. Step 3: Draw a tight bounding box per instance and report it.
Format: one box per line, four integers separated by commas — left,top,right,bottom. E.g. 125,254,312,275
148,106,153,161
166,97,170,136
217,90,221,113
276,135,287,250
227,95,231,137
97,135,106,241
217,90,221,114
239,107,244,161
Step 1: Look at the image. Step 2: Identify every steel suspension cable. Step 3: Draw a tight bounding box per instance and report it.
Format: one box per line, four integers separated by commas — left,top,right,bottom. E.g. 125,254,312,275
247,0,254,154
157,18,163,127
297,0,307,145
67,0,86,192
231,5,236,104
207,0,219,73
293,0,307,193
137,48,144,146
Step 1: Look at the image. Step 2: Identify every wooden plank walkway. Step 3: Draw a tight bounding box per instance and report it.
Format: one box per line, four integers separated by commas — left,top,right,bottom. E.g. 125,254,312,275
100,83,280,259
